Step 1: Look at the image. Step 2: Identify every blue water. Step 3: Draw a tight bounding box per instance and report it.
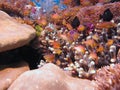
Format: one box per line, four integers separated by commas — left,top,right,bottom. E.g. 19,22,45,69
31,0,67,11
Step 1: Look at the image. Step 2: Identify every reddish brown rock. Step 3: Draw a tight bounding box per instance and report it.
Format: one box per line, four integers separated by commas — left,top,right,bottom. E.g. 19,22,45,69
77,2,120,24
8,63,97,90
0,61,29,90
0,10,36,52
8,63,120,90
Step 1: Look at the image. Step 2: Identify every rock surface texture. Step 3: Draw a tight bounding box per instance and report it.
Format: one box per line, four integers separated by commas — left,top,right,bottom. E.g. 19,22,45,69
8,63,120,90
77,2,120,24
0,10,36,52
0,61,29,90
8,63,97,90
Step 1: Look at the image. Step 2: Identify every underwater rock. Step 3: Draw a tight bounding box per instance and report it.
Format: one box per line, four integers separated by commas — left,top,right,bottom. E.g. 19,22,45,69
77,2,120,24
8,63,120,90
0,61,29,90
8,63,96,90
0,10,36,52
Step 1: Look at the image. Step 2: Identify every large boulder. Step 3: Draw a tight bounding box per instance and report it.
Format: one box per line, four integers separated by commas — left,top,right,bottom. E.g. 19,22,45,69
8,63,97,90
0,10,36,52
0,61,29,90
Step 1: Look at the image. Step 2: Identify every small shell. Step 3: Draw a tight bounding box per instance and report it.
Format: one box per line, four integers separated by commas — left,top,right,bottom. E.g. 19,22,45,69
96,22,116,29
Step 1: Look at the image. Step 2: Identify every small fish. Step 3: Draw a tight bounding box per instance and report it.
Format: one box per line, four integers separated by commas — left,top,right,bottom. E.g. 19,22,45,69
97,45,104,53
23,9,31,16
66,23,73,30
52,41,61,49
63,0,72,6
36,18,47,26
106,39,114,47
92,34,99,42
29,1,35,6
77,25,85,32
54,49,62,55
43,54,55,63
67,30,79,42
84,39,97,48
59,34,69,41
56,59,61,66
51,13,61,21
74,45,85,54
80,0,92,6
89,52,98,64
96,22,116,29
85,23,94,33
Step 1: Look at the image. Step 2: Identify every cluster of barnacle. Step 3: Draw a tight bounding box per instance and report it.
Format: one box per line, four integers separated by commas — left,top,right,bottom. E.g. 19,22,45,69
37,7,120,79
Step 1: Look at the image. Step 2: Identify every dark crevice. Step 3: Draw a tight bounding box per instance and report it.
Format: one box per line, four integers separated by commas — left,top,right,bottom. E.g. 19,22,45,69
71,16,80,28
0,49,21,65
110,0,120,3
100,8,113,21
18,46,43,69
74,0,81,6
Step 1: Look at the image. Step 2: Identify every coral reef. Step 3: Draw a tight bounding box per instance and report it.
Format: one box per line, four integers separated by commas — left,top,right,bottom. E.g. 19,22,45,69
0,0,120,81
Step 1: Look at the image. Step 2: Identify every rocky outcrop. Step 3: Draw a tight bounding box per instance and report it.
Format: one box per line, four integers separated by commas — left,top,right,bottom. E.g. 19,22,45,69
0,10,36,90
8,63,120,90
8,63,96,90
76,2,120,24
0,10,36,52
0,61,29,90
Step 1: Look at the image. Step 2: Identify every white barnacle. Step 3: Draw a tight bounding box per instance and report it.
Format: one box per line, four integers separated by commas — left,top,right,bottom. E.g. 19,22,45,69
45,37,49,41
48,47,54,51
110,58,116,63
89,69,96,75
111,20,114,23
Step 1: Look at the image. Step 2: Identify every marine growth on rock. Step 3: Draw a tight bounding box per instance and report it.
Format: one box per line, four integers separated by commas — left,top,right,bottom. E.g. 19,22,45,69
0,0,120,80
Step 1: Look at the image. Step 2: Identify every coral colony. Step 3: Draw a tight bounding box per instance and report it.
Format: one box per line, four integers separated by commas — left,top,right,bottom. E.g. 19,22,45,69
0,0,120,79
